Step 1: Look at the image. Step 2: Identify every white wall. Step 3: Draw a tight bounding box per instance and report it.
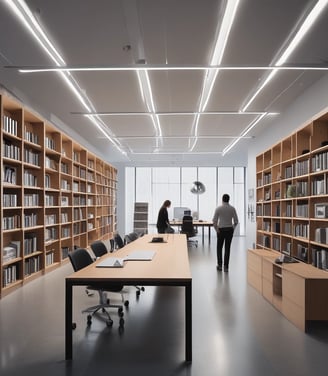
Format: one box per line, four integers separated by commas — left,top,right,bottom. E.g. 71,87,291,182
246,73,328,249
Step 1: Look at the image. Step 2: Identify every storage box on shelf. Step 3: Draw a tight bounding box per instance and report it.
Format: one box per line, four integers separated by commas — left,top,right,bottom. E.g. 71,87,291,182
0,91,117,297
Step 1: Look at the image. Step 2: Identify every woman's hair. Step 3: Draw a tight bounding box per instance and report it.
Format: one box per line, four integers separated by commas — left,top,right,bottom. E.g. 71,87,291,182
163,200,171,208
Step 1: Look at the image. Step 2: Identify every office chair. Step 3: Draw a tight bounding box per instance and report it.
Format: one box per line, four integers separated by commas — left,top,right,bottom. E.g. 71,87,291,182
180,215,198,247
124,232,139,245
116,233,145,298
114,233,125,249
90,240,129,307
68,248,125,329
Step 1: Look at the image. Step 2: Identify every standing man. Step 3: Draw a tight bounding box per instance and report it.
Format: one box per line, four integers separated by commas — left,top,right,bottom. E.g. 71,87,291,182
212,194,239,272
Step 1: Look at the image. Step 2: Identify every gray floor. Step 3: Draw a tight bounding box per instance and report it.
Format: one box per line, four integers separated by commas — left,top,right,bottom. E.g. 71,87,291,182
1,235,328,376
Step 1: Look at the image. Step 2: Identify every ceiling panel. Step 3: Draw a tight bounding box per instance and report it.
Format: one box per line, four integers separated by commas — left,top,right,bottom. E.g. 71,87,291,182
198,114,258,136
150,71,204,112
158,115,195,136
0,0,327,164
102,114,155,137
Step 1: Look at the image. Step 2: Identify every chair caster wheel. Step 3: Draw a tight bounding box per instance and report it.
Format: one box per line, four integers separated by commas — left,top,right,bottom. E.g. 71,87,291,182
119,325,124,334
72,322,77,330
118,307,123,314
141,287,145,292
106,319,113,327
124,300,129,307
118,310,124,318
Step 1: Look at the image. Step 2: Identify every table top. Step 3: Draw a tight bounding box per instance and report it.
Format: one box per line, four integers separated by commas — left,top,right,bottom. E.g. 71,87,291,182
170,220,213,226
67,234,192,284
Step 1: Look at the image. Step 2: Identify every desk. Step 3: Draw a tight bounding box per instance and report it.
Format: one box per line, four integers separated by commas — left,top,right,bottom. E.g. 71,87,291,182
171,220,213,245
65,234,192,361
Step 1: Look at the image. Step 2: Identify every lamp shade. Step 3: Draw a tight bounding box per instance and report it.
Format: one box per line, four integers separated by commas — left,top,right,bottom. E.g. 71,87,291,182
190,181,206,194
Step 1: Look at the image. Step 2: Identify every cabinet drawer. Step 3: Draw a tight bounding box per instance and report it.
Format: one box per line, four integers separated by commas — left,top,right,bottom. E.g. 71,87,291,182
262,278,273,303
248,252,262,272
262,259,273,282
283,270,305,308
248,269,262,293
282,297,305,331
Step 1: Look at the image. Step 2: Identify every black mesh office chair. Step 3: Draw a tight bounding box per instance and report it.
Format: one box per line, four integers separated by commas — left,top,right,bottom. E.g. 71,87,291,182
90,240,129,307
180,215,198,247
68,248,125,329
124,232,139,245
116,233,145,298
114,233,125,249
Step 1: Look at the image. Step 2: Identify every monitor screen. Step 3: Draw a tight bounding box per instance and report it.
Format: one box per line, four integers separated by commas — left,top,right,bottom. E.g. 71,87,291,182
173,207,190,220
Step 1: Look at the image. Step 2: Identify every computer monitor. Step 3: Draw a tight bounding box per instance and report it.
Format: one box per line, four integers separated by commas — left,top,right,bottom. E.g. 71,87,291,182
173,207,190,220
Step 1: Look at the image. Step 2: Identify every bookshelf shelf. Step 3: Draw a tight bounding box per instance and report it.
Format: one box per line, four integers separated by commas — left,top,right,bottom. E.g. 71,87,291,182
1,90,117,298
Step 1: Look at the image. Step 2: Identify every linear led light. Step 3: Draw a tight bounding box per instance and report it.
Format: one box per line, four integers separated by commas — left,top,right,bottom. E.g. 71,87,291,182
191,0,240,152
118,135,252,139
12,65,328,73
242,0,328,112
131,151,224,155
86,115,127,156
136,70,162,138
222,113,267,155
199,0,240,112
74,110,278,116
4,0,127,157
4,0,64,66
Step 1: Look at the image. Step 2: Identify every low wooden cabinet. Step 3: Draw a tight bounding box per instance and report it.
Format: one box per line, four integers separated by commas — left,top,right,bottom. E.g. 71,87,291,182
248,249,328,331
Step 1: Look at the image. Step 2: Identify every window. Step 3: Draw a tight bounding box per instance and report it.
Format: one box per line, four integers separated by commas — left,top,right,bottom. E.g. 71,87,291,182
125,166,246,235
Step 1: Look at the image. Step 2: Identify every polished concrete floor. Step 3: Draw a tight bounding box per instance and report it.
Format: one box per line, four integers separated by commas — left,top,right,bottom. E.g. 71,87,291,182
1,235,328,376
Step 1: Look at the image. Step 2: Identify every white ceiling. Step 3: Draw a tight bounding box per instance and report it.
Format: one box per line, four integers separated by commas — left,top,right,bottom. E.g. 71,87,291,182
0,0,328,164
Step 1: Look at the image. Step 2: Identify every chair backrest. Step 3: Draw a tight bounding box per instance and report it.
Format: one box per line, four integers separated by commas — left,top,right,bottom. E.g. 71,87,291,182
114,233,124,249
125,232,139,244
124,234,132,244
90,241,108,258
129,232,139,241
68,248,93,272
181,215,195,235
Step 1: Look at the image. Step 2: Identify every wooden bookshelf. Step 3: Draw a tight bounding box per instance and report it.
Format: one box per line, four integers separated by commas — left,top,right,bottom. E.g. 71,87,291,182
256,115,328,269
252,112,328,330
0,91,117,298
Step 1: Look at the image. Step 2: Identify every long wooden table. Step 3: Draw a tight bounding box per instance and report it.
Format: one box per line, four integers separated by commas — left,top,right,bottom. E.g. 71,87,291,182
65,234,192,361
170,220,213,244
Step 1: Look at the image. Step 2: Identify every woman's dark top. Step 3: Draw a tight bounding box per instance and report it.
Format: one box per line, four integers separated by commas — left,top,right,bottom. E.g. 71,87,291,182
157,206,169,233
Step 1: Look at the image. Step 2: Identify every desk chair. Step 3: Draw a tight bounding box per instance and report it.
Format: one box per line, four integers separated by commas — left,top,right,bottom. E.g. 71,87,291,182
114,233,125,249
90,241,129,307
124,231,139,244
180,215,198,247
118,233,145,298
68,248,125,329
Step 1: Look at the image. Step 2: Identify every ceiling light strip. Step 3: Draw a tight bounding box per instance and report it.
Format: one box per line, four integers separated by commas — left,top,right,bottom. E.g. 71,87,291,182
131,151,223,155
76,110,274,116
13,65,328,73
5,0,127,157
243,0,328,111
222,113,267,155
